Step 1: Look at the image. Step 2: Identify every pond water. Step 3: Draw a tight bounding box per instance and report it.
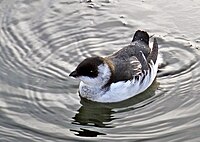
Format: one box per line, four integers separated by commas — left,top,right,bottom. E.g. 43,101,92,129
0,0,200,141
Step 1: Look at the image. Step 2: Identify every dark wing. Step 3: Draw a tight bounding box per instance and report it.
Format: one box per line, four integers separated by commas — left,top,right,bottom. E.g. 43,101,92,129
105,36,157,84
127,56,141,75
106,56,143,83
147,38,158,64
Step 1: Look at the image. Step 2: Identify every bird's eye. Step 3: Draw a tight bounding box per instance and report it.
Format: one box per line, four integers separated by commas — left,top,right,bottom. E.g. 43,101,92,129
90,70,97,74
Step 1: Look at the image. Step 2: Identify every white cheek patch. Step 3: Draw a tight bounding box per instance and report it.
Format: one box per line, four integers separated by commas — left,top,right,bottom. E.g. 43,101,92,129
78,63,111,87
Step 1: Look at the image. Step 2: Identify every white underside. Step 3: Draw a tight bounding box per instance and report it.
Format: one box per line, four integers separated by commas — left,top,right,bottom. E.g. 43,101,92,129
79,60,158,103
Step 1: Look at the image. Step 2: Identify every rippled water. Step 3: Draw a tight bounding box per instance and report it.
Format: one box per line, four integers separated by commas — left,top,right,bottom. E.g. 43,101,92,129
0,0,200,141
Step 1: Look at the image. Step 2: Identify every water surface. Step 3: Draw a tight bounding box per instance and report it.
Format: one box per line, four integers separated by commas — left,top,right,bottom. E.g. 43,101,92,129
0,0,200,141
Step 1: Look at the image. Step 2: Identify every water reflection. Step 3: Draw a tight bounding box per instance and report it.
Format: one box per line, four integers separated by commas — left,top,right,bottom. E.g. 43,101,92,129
73,98,115,128
70,128,106,137
71,81,158,137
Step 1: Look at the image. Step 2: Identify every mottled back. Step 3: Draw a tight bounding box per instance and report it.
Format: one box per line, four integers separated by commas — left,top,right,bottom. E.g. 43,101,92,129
107,30,158,83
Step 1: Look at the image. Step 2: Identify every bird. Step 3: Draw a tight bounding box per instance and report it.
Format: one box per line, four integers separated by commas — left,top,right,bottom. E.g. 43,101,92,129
69,30,158,103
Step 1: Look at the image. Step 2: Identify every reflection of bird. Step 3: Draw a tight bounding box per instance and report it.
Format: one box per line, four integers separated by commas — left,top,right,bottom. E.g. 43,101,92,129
69,30,158,103
72,98,114,128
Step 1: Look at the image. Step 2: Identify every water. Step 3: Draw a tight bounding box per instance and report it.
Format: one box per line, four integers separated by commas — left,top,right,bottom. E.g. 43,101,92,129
0,0,200,141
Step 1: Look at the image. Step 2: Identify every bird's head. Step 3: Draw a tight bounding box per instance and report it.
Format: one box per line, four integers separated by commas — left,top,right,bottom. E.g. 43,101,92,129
69,57,112,87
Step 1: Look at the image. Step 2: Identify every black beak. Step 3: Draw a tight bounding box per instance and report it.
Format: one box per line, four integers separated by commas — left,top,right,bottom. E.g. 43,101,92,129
69,71,78,77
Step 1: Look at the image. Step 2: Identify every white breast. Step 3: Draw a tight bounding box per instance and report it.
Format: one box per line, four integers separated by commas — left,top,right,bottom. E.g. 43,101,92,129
79,60,158,103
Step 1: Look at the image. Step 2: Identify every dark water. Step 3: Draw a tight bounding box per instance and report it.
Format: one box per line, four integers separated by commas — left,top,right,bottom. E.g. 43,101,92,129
0,0,200,141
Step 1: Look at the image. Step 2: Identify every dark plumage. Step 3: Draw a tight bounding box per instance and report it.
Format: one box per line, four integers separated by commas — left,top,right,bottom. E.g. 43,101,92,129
105,30,158,84
69,57,104,78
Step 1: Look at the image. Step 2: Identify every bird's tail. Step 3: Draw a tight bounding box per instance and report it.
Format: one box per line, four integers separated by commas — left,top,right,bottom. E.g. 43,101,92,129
132,30,149,45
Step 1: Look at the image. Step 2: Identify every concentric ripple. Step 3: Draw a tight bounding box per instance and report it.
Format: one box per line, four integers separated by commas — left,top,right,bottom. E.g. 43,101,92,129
0,0,200,142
